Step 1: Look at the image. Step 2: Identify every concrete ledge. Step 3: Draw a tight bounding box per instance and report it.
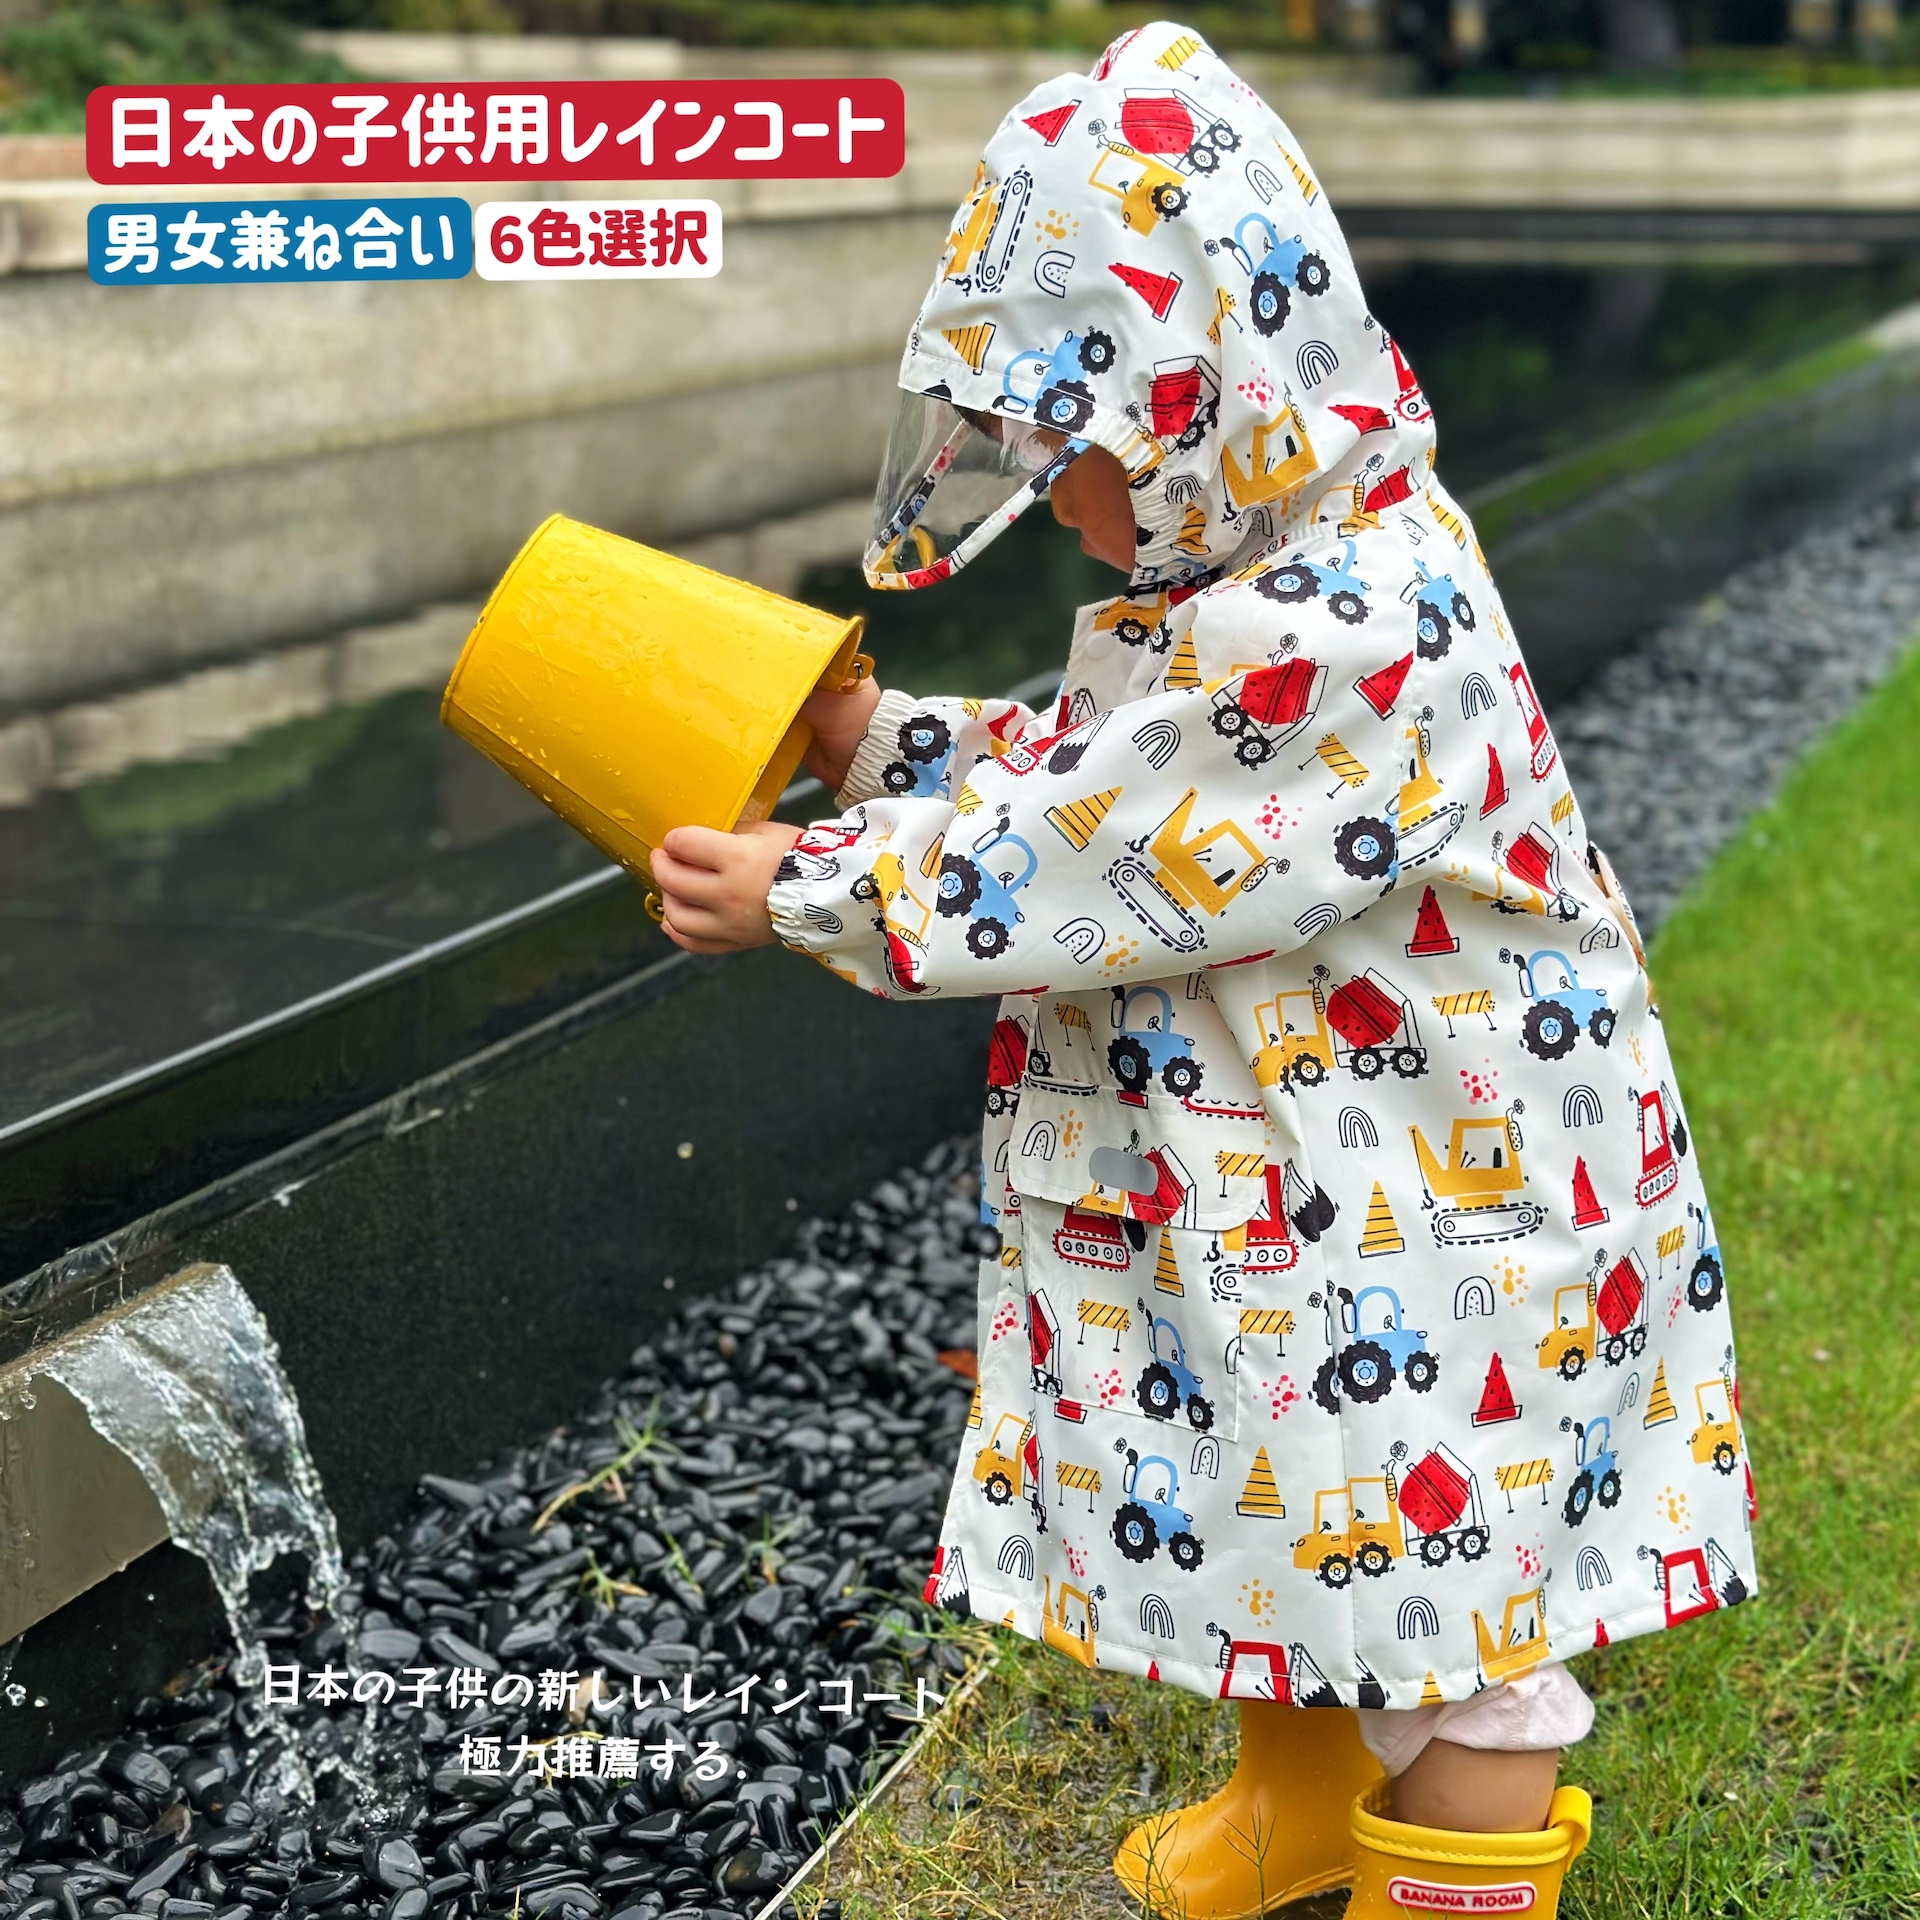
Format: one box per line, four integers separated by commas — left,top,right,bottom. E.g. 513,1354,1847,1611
0,140,980,276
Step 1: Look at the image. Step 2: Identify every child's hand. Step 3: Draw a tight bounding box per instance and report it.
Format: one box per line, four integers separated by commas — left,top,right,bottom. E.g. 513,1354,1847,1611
799,674,884,793
653,820,801,954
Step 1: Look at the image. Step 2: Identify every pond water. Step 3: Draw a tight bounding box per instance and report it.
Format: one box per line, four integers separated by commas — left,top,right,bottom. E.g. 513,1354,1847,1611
3,249,1916,1140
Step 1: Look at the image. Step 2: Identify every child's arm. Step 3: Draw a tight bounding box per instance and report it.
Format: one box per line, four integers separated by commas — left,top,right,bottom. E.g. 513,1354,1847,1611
762,599,1421,997
651,678,1055,955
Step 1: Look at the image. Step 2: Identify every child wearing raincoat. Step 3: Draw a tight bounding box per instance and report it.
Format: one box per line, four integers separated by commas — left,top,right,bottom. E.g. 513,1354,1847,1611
651,24,1755,1917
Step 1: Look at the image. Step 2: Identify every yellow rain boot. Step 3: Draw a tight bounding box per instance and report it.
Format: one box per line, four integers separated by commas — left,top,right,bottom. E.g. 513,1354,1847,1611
1346,1780,1592,1916
1112,1703,1383,1918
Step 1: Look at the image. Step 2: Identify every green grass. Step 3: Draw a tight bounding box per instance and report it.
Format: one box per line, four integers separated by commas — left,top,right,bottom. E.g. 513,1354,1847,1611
803,645,1920,1919
0,3,350,133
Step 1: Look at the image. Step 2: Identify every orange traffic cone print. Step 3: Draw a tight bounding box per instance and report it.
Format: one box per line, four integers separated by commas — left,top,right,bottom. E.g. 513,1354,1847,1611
1570,1156,1609,1230
1405,884,1460,957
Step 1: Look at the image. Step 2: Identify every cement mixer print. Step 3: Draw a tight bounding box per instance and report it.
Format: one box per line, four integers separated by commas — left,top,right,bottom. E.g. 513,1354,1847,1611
767,21,1755,1711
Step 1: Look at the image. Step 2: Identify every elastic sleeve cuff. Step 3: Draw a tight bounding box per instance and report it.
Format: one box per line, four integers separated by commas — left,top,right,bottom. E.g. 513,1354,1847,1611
834,688,920,810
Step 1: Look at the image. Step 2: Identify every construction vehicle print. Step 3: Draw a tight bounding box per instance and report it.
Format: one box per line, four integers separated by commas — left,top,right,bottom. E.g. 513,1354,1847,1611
936,816,1040,960
1254,536,1372,624
1204,211,1331,338
1112,1445,1205,1570
1107,984,1205,1099
985,1013,1029,1116
1473,1587,1549,1685
999,329,1116,433
1051,1209,1133,1277
1133,1300,1214,1430
1394,1441,1493,1567
1148,357,1221,453
1681,1201,1724,1312
1308,1283,1441,1414
997,711,1108,779
941,162,1031,294
1508,661,1557,781
1320,964,1429,1082
1251,975,1335,1091
1538,1248,1649,1380
1094,589,1172,652
851,844,939,995
922,1541,970,1618
1408,1107,1547,1247
1631,1084,1680,1209
1025,997,1101,1097
1208,653,1328,770
1492,821,1581,922
878,710,959,799
1027,1288,1066,1397
1559,1416,1622,1527
1117,86,1240,175
1221,1161,1304,1274
1639,1536,1747,1626
1503,947,1616,1059
1088,140,1191,233
1223,400,1320,513
1688,1375,1741,1474
1078,1141,1202,1229
974,1411,1048,1533
1293,1475,1402,1587
1040,1576,1104,1668
1406,558,1476,661
1206,1628,1342,1706
1395,717,1467,870
1106,787,1276,955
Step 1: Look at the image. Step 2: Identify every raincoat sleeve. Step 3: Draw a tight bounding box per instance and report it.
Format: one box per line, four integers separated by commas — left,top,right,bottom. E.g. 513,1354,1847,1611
767,595,1434,998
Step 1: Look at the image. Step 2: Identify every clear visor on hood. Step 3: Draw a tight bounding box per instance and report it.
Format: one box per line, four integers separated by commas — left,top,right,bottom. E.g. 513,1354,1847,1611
864,387,1087,590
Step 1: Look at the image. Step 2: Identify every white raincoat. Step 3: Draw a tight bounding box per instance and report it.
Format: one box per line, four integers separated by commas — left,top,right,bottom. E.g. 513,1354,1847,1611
767,23,1755,1709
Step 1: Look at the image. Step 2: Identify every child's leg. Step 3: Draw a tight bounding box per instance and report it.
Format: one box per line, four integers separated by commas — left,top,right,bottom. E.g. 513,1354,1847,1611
1356,1663,1594,1830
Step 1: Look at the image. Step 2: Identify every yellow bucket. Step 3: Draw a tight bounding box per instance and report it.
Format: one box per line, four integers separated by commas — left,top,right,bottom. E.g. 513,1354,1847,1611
440,514,867,907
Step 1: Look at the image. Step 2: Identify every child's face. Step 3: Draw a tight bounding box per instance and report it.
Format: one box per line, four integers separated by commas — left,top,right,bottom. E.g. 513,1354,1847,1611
1048,446,1137,575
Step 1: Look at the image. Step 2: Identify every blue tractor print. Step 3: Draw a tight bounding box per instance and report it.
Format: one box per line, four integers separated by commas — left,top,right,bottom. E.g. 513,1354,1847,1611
1209,212,1331,338
1254,537,1372,625
936,817,1040,959
1562,1416,1622,1528
1502,947,1616,1060
1106,984,1205,1099
1133,1300,1215,1430
1309,1283,1440,1414
879,710,958,798
1409,558,1477,660
1001,329,1117,434
1112,1446,1205,1570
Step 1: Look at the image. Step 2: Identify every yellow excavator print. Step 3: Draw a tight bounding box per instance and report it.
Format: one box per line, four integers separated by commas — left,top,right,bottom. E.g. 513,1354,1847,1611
1473,1587,1549,1686
1222,400,1319,512
1408,1109,1547,1248
1041,1576,1104,1668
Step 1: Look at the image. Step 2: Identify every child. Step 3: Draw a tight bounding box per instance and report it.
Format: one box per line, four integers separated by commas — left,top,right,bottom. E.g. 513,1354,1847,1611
651,25,1755,1916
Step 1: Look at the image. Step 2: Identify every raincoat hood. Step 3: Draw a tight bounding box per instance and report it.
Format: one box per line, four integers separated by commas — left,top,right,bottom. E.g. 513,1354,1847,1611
865,22,1436,593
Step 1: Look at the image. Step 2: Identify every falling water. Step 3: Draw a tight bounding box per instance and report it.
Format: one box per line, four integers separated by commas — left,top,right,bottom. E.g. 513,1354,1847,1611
0,1264,345,1689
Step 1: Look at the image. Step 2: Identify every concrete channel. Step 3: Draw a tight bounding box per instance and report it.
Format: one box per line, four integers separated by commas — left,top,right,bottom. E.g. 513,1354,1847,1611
4,42,1920,1794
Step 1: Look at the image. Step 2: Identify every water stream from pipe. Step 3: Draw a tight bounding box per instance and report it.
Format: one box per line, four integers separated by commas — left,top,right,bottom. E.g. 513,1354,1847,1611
0,1265,345,1690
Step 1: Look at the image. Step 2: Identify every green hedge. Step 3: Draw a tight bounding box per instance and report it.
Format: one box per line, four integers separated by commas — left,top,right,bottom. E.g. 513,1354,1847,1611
0,4,349,132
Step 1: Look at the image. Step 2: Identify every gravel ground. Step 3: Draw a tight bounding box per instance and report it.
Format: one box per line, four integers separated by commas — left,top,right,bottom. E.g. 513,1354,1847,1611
1557,494,1920,934
0,1144,985,1920
7,494,1919,1920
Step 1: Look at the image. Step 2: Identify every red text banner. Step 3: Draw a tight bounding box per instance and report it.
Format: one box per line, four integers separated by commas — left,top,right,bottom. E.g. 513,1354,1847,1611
86,80,905,185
